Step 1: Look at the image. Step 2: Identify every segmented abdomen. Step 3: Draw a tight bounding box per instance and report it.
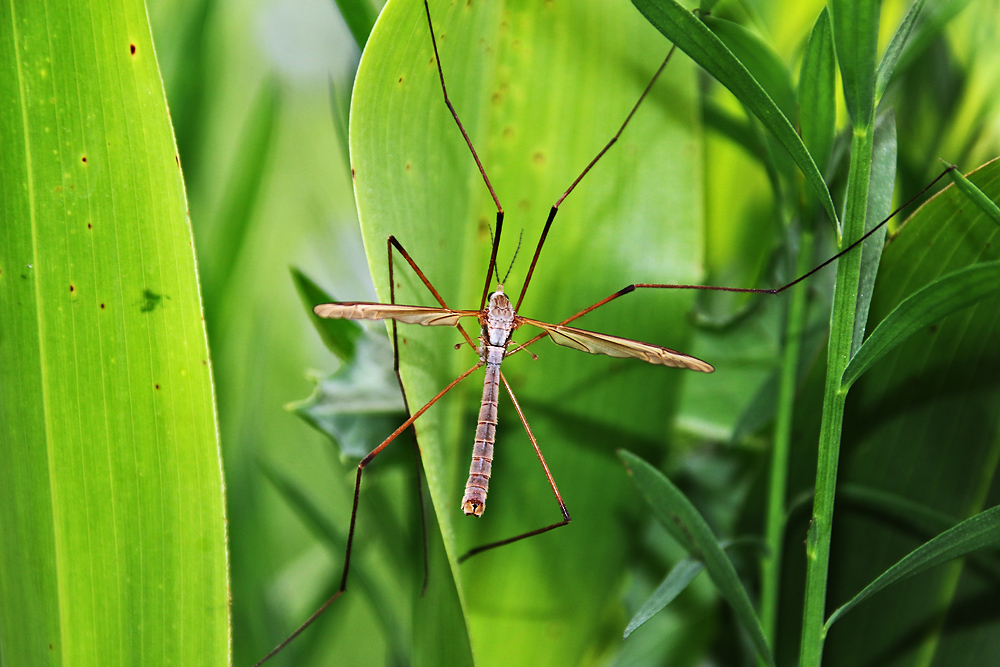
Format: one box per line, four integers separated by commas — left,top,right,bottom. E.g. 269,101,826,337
462,347,503,516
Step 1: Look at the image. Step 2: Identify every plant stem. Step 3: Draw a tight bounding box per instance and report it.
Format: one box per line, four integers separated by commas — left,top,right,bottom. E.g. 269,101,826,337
799,125,874,667
760,223,815,644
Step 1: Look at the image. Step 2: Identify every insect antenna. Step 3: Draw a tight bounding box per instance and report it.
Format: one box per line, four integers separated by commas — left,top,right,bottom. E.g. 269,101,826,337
501,230,523,284
514,44,679,312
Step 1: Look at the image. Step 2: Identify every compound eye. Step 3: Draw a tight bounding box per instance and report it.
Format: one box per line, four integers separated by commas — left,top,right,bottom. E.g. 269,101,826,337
487,291,495,302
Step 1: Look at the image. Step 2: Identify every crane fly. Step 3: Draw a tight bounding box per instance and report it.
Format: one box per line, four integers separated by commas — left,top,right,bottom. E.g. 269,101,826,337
254,0,967,664
314,283,713,517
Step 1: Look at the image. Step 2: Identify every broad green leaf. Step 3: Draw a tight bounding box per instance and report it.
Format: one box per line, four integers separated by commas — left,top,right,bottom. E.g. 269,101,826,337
798,7,836,177
829,0,881,126
350,0,704,662
843,260,1000,389
0,1,228,665
632,0,838,228
825,505,1000,631
619,451,775,667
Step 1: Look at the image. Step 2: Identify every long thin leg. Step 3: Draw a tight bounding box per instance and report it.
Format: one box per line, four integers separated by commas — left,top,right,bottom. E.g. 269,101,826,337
458,372,571,563
421,0,504,311
253,362,482,667
514,44,680,312
387,235,477,351
385,238,432,596
508,165,958,356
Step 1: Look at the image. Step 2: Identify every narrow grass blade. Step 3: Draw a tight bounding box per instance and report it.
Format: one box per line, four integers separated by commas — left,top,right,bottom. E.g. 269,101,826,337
624,558,705,638
843,260,1000,389
703,17,796,121
852,110,897,355
829,0,881,125
619,450,775,667
946,163,1000,227
632,0,838,227
825,505,1000,632
798,7,836,176
874,0,926,101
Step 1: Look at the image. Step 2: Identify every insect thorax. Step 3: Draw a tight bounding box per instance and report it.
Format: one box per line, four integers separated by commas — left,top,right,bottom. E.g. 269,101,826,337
481,285,516,351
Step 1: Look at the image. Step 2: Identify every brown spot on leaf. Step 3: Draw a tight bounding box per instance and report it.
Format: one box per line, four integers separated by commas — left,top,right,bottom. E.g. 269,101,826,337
100,303,105,309
155,384,160,390
69,284,75,292
81,156,86,163
130,44,136,55
532,152,545,165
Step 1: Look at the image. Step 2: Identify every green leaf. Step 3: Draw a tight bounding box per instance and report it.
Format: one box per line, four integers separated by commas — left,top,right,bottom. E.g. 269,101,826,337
798,7,836,176
829,0,881,126
632,0,838,227
874,0,926,101
624,537,757,639
843,260,1000,389
825,505,1000,632
624,558,705,638
290,332,405,460
350,0,706,662
0,1,228,665
703,17,796,122
619,451,775,667
852,110,897,355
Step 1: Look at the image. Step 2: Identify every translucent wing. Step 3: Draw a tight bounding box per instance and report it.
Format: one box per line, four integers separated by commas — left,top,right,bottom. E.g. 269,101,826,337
314,302,479,327
519,318,714,373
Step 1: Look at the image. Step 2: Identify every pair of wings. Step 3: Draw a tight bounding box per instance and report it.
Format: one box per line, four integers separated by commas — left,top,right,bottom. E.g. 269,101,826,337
314,302,714,374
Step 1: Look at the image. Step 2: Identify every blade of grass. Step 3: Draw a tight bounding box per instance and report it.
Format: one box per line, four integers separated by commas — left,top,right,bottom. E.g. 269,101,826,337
620,450,775,667
842,260,1000,389
874,0,926,101
632,0,839,229
824,505,1000,632
829,0,880,126
945,161,1000,227
798,7,836,177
